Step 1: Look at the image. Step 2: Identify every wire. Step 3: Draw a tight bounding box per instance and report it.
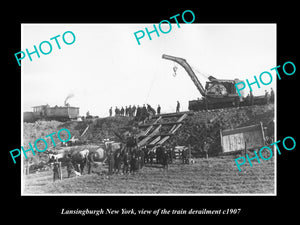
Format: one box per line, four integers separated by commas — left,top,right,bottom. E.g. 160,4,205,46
145,74,157,103
191,65,210,79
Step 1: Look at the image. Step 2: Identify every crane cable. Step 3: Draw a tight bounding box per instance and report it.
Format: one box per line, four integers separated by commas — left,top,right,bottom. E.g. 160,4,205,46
171,62,212,80
144,72,158,103
191,65,211,80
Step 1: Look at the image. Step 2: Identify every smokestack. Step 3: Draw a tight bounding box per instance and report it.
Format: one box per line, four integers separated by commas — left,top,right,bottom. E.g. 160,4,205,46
64,93,74,106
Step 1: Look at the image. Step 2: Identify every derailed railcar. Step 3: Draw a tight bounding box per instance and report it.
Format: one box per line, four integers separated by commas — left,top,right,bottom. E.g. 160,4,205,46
45,106,79,121
24,105,79,122
220,122,266,154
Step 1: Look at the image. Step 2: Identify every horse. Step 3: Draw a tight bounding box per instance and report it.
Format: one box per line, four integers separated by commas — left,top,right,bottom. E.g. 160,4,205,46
87,147,106,174
48,153,65,163
70,149,89,175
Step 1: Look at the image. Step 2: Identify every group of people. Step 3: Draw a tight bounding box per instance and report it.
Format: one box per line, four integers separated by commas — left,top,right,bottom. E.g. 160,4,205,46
50,143,191,181
109,105,137,117
265,88,274,104
109,101,181,118
109,104,158,122
244,88,274,105
106,144,172,175
107,147,144,175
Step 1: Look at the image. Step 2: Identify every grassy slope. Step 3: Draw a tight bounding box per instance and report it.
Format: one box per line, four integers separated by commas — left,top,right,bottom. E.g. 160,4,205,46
24,156,274,194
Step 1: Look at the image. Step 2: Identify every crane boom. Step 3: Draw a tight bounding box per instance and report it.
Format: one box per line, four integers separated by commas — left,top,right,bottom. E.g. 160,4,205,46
162,54,206,97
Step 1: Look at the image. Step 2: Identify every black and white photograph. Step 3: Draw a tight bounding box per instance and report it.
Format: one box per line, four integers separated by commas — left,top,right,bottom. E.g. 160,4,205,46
4,4,298,220
20,23,276,195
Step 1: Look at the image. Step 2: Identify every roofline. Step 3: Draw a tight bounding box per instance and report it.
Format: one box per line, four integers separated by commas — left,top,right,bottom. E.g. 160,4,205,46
32,105,79,109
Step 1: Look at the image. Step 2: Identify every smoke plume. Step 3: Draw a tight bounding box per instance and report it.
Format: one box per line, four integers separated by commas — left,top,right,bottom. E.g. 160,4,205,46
64,93,74,106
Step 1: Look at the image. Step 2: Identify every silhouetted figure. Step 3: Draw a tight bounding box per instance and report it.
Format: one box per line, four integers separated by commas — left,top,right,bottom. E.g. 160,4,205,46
109,107,112,117
157,105,161,115
250,91,254,106
270,88,274,103
176,101,180,113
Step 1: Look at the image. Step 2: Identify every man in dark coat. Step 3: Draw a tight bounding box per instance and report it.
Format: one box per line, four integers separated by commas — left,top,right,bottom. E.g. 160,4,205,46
270,88,274,103
122,150,131,174
66,154,74,178
135,106,141,120
132,105,136,117
115,107,119,116
141,104,149,123
128,105,132,117
181,148,188,164
157,105,161,115
161,146,168,171
137,148,145,169
126,134,137,153
107,151,115,175
114,149,122,173
53,159,61,182
109,107,112,117
156,146,163,164
176,101,180,113
250,91,254,106
149,149,155,165
130,152,138,174
265,90,270,104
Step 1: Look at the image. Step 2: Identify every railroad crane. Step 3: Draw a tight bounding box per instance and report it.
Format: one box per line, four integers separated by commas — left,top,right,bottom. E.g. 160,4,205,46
162,54,266,111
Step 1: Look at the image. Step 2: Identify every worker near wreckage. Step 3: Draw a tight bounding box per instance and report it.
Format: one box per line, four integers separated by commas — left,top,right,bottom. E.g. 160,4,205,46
157,104,161,115
250,91,254,106
109,107,112,117
270,88,274,103
176,101,180,113
52,158,61,182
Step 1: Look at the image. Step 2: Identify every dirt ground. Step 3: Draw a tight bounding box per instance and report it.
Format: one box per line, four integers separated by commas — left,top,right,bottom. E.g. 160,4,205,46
23,156,275,195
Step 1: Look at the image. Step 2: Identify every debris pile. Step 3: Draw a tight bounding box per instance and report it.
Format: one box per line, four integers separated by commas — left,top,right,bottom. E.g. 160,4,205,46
23,104,274,165
171,104,274,156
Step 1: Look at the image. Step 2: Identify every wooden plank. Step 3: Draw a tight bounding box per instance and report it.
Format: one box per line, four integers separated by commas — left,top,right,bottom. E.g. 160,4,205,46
177,113,188,122
138,121,184,128
137,125,162,147
143,125,153,136
157,136,170,145
149,136,161,145
80,125,89,136
171,124,182,134
222,124,261,136
169,124,177,133
220,129,223,153
151,111,193,119
154,116,162,124
138,132,174,138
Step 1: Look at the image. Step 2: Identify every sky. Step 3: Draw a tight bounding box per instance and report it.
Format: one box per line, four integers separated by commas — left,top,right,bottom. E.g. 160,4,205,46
22,23,276,117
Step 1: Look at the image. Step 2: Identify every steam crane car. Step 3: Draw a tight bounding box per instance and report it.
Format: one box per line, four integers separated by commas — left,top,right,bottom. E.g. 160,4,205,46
162,54,267,111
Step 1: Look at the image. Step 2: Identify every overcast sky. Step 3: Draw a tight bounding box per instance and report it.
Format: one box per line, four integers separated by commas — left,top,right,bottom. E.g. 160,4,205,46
22,23,276,117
